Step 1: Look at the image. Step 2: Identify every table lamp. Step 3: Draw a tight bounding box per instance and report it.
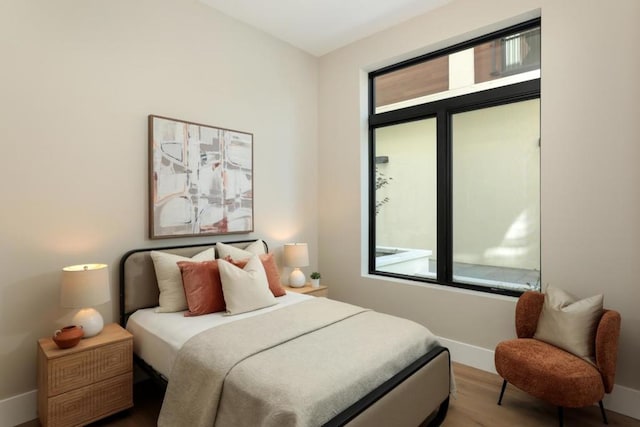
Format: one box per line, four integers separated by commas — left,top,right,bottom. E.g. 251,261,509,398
61,263,110,337
283,243,309,288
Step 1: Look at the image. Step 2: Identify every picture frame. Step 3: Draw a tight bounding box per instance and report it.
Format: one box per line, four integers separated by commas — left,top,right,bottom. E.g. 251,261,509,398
148,115,254,239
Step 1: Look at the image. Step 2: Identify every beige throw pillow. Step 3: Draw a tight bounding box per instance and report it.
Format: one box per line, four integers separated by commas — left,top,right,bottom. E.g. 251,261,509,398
533,285,603,359
218,255,277,315
150,248,216,313
216,240,265,259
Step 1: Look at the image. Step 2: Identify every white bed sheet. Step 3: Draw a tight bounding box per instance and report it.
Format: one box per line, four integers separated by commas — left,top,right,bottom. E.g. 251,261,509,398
126,291,312,379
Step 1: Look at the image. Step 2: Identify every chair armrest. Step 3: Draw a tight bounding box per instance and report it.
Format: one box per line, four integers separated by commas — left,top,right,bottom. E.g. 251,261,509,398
515,291,545,338
596,309,621,393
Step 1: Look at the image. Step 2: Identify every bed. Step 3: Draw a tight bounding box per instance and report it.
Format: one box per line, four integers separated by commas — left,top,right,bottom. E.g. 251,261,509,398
119,239,451,427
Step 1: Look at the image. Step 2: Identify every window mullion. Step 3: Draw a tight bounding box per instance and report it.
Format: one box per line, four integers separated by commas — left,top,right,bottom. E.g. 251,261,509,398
368,122,376,274
436,110,451,284
368,74,379,276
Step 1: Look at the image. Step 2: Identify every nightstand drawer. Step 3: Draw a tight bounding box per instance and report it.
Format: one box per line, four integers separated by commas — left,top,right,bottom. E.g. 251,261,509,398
48,351,93,395
48,386,93,427
45,373,133,426
94,372,133,418
94,340,132,381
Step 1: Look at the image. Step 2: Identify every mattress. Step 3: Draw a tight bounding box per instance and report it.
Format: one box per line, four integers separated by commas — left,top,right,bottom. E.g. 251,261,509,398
126,291,312,379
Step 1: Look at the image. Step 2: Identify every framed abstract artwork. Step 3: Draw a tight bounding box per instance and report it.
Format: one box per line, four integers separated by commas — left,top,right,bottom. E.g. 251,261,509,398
148,115,254,239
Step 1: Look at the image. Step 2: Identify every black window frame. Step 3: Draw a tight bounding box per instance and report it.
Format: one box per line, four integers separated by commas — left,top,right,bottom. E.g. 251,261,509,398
368,18,541,297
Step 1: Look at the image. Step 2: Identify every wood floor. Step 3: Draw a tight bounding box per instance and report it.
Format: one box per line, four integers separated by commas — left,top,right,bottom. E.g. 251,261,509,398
444,364,639,427
21,363,639,427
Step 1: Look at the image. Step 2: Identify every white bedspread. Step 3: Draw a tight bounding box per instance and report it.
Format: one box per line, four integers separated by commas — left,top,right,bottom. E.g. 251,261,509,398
126,291,312,379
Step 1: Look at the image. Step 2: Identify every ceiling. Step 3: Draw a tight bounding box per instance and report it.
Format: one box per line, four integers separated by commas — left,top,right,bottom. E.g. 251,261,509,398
198,0,451,57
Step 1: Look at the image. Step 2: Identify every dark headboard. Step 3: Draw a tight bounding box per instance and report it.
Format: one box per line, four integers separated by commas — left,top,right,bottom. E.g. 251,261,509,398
119,239,268,326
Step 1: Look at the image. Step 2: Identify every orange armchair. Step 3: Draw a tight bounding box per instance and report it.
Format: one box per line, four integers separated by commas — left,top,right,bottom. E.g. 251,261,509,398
494,291,621,426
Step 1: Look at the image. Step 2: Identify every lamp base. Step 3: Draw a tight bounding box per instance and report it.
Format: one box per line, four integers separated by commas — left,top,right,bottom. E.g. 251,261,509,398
288,268,306,288
71,308,104,338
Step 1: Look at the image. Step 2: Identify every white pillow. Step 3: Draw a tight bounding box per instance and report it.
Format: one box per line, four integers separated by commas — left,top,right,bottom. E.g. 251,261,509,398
218,255,276,315
150,248,215,313
534,285,603,359
216,240,265,259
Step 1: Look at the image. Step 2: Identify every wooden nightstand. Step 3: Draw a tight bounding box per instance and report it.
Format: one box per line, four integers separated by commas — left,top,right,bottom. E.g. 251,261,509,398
37,323,133,427
284,284,328,297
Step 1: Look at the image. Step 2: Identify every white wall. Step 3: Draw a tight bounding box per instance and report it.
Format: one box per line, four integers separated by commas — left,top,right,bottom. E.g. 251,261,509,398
0,0,318,403
318,0,640,399
453,99,540,270
376,119,437,252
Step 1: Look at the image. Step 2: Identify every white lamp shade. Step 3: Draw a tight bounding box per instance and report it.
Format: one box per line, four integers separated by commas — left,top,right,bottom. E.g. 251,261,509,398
283,243,309,268
61,264,110,308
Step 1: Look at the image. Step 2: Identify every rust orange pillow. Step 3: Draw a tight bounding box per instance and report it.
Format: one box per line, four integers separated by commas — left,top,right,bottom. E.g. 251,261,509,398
177,260,226,316
225,253,286,297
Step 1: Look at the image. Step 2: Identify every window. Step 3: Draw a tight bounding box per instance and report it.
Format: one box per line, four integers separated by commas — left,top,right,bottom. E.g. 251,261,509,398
369,19,540,296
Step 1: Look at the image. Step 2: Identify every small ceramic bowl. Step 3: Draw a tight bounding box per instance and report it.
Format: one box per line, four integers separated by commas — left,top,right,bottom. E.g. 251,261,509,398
52,325,84,349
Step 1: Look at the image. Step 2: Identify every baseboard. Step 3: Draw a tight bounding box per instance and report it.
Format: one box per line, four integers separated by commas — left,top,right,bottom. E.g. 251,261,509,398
0,389,37,427
438,336,640,421
2,339,638,424
438,337,497,375
603,384,640,421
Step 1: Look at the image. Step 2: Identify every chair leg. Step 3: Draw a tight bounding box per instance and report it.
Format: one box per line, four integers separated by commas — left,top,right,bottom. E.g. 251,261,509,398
558,406,564,427
497,380,507,405
599,400,609,425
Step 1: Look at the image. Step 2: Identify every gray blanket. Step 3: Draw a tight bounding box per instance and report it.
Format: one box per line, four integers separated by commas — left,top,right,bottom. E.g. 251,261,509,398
158,298,439,427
